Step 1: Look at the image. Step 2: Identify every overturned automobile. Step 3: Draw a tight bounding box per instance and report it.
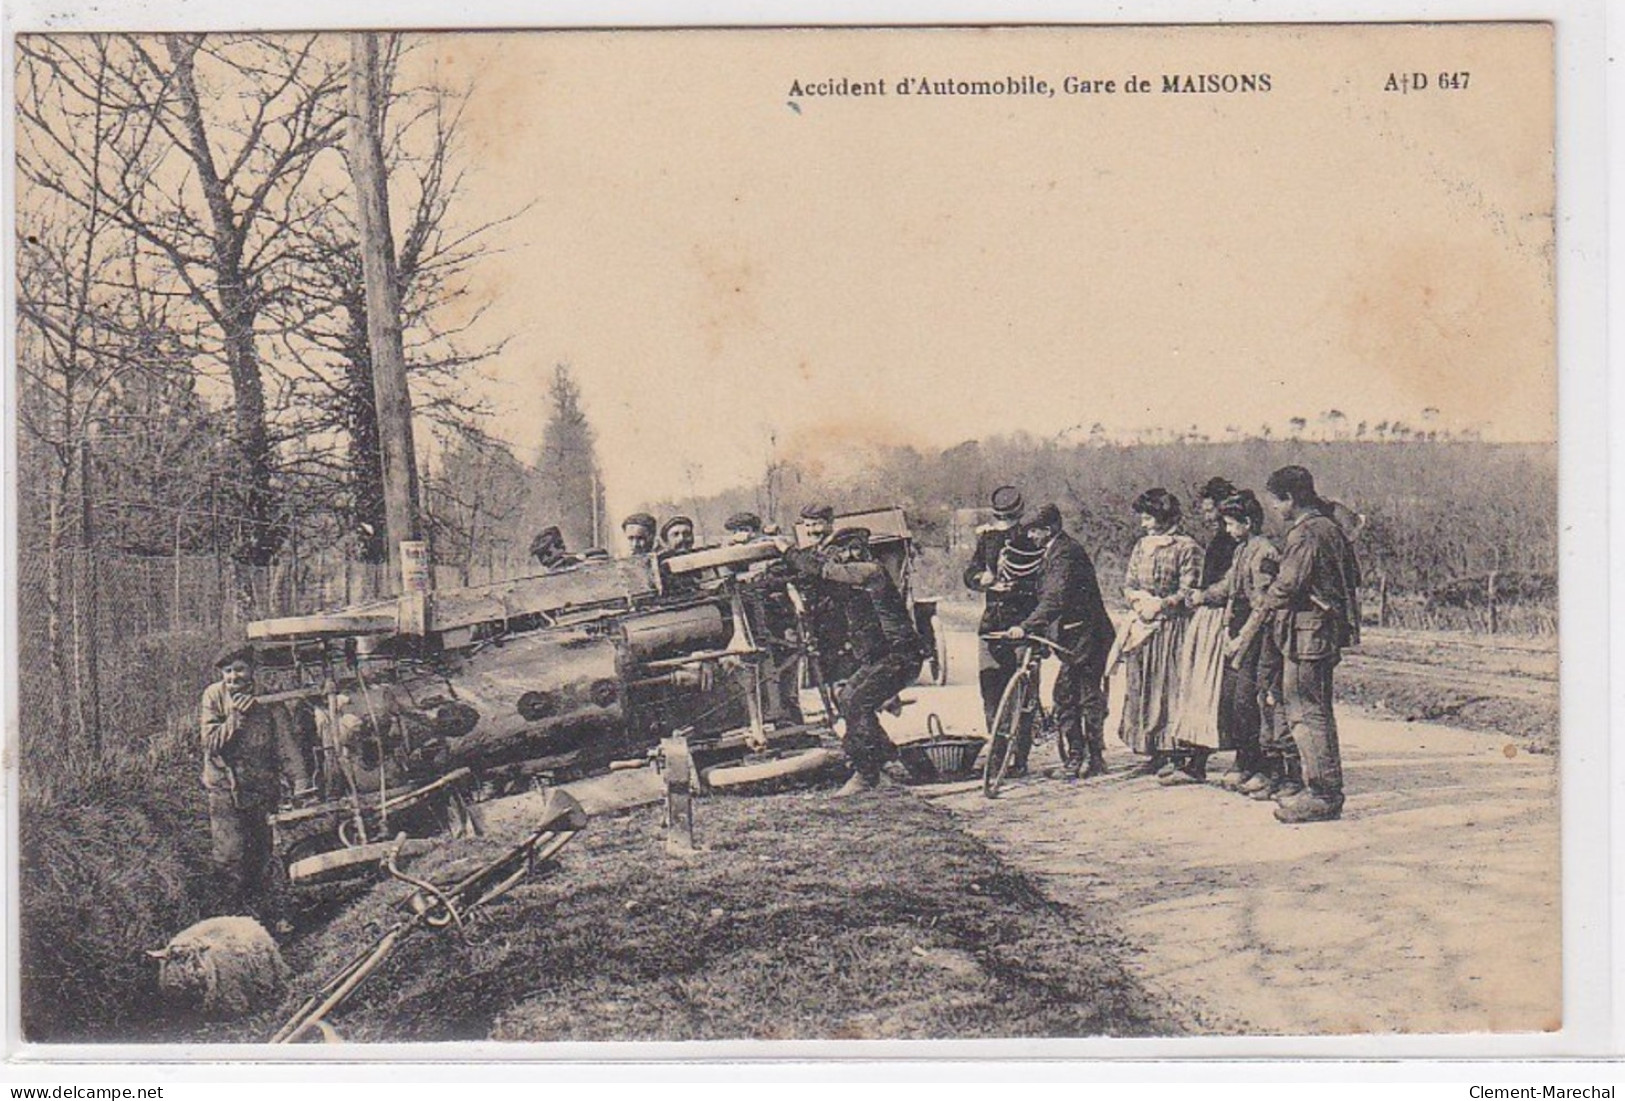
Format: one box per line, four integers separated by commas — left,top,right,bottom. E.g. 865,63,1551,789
241,507,939,885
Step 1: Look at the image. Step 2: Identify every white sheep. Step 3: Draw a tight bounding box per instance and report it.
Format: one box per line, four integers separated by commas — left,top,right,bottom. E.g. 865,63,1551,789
148,915,291,1019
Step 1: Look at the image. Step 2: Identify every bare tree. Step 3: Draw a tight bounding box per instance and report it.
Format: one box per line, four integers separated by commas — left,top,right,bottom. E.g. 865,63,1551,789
16,33,350,569
273,35,517,563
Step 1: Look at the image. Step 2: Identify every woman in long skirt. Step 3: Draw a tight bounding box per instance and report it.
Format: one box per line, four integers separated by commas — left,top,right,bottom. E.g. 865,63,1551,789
1114,488,1202,773
1190,491,1282,792
1165,478,1240,783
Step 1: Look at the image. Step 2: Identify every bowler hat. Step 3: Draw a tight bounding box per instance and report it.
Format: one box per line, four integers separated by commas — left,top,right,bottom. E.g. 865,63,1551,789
990,485,1024,517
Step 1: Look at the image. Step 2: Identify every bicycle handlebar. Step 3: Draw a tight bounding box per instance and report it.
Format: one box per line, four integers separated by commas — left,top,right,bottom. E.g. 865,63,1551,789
978,631,1077,662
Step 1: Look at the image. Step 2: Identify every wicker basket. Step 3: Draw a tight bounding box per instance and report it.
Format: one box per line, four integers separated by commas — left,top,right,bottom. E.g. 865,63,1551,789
898,736,985,783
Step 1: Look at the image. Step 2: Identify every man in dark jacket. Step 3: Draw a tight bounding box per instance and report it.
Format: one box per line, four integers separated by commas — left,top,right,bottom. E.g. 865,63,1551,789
963,485,1040,731
1255,466,1361,823
786,526,923,796
1005,504,1116,779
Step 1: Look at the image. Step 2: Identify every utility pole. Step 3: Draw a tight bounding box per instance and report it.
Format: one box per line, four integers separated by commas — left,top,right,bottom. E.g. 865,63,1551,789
348,31,420,592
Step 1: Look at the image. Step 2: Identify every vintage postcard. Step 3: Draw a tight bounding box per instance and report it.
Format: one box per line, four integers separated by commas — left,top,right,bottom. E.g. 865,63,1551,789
6,17,1587,1059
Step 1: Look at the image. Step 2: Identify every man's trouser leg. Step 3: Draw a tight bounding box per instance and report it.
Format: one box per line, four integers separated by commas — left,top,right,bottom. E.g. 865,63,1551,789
978,639,1020,731
208,792,276,917
1282,653,1343,798
840,653,920,783
1052,652,1108,770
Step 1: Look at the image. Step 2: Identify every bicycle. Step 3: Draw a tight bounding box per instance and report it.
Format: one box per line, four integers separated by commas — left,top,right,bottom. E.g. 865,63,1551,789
979,632,1075,798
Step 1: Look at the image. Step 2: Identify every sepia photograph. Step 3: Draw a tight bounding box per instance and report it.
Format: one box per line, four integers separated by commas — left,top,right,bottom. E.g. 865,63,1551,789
5,14,1586,1056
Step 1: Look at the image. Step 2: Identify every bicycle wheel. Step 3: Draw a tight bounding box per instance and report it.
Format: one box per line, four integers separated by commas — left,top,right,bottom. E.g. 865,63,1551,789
982,667,1035,798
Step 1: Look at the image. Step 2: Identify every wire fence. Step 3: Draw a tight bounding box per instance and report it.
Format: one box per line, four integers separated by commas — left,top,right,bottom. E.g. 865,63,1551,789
14,541,534,770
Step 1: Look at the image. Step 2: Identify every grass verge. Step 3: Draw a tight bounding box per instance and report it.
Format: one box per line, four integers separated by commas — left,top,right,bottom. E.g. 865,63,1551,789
220,785,1175,1044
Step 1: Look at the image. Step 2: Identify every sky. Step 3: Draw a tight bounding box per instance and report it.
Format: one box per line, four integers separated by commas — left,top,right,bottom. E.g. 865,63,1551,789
402,24,1555,521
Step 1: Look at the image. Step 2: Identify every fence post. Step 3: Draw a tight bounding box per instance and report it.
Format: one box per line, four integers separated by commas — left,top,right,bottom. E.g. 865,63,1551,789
1487,570,1499,635
79,439,102,759
210,474,224,632
1378,573,1390,629
173,511,184,633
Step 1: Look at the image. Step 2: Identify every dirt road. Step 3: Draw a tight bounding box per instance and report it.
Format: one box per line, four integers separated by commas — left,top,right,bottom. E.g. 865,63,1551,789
887,622,1562,1036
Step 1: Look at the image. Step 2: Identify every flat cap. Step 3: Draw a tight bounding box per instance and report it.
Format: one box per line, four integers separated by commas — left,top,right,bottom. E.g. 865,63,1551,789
724,511,763,532
990,485,1024,516
799,503,835,523
621,512,656,533
659,515,694,537
829,526,871,547
214,641,257,669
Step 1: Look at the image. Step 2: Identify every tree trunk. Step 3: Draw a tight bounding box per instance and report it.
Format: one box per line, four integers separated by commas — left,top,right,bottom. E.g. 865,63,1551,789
165,35,281,572
348,32,420,590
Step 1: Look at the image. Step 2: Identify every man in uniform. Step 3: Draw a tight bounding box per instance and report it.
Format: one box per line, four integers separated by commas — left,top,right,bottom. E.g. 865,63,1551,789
530,526,582,571
1005,504,1116,780
621,512,658,555
963,485,1039,736
1254,465,1361,823
786,527,924,796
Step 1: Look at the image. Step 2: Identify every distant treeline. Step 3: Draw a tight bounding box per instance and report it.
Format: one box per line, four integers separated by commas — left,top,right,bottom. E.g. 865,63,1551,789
648,437,1556,597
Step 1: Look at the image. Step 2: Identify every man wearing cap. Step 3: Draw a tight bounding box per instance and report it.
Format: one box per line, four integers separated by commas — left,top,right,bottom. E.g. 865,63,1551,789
789,504,848,681
199,643,306,921
963,485,1041,737
1253,465,1362,824
651,515,702,594
1005,504,1116,780
786,526,925,796
621,513,658,556
659,515,697,555
799,503,836,547
530,527,582,571
725,511,766,544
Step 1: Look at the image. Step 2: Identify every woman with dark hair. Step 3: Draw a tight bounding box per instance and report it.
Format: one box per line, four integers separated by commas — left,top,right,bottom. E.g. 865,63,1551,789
1164,476,1242,784
1112,487,1202,773
1189,490,1282,792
